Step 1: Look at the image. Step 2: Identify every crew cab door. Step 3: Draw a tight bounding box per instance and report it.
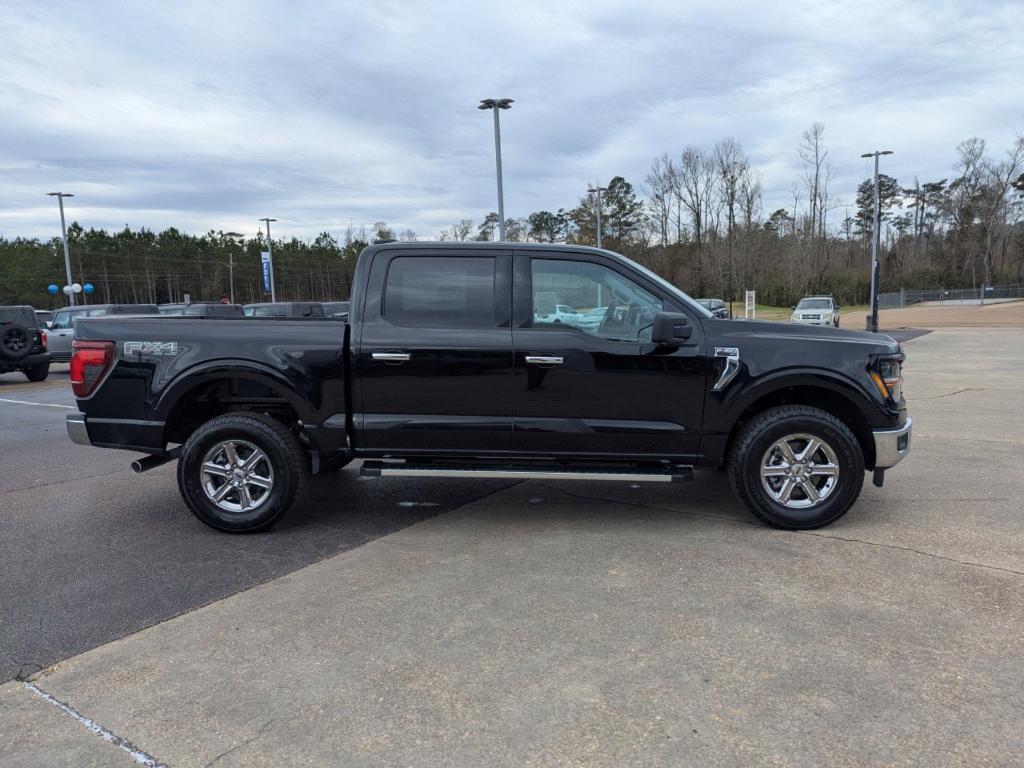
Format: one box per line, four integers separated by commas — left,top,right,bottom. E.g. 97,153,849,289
511,251,707,460
355,249,513,453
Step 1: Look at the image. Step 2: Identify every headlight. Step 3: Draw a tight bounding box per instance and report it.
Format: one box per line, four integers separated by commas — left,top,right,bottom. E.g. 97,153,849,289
871,359,903,403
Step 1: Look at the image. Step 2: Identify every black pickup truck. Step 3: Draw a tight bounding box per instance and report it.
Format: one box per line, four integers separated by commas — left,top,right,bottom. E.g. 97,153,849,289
66,242,911,532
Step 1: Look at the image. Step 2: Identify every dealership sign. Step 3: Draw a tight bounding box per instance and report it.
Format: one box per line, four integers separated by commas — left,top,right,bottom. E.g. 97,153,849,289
260,252,272,294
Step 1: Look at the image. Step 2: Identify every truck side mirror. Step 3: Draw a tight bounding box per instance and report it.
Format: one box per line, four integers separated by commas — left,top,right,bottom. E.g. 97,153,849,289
651,312,693,345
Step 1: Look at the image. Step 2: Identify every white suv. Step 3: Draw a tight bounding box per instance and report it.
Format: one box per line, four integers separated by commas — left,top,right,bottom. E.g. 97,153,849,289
791,296,840,327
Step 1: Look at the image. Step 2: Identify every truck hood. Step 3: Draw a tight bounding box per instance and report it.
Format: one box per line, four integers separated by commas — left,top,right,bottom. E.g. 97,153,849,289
705,318,901,355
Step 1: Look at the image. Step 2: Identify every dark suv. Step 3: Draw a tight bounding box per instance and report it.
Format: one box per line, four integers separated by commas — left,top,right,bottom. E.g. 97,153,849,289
0,306,51,381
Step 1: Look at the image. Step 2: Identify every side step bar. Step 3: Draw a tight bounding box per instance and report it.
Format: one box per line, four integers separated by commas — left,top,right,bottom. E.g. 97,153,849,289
360,461,693,483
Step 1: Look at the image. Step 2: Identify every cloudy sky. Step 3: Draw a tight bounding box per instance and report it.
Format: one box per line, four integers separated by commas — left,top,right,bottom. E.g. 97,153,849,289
2,0,1021,242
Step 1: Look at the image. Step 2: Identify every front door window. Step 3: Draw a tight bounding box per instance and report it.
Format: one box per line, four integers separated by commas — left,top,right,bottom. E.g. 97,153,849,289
530,259,663,342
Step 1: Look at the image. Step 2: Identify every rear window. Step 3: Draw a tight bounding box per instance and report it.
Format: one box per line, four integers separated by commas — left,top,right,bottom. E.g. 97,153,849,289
0,307,37,327
384,256,495,328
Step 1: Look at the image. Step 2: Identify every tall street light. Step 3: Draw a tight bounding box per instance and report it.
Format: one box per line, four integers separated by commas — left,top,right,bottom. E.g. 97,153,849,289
587,186,607,249
47,192,76,306
860,150,894,333
259,218,277,302
224,232,244,304
478,98,513,241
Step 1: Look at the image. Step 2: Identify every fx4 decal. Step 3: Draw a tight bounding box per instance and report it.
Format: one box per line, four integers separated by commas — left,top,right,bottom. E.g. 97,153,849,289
123,341,179,357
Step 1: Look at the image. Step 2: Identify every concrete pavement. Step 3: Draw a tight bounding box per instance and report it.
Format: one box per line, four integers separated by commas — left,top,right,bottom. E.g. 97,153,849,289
3,327,1023,767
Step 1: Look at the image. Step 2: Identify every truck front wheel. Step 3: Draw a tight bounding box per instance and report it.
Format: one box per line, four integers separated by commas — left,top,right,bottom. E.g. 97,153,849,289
178,412,308,532
728,405,864,529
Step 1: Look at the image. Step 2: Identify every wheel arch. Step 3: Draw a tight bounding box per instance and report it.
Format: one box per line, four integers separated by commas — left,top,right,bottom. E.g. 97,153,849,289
158,361,316,447
721,376,877,470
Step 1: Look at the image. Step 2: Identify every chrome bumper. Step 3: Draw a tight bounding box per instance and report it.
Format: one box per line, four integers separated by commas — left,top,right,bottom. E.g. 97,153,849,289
66,412,92,446
873,417,911,469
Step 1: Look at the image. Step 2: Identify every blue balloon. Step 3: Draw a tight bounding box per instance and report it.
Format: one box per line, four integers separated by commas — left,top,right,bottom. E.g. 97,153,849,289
83,283,94,294
48,284,59,295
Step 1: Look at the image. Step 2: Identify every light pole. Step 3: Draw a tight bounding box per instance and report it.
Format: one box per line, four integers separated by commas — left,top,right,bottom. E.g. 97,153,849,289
47,192,76,306
587,186,607,249
478,98,513,241
860,150,894,333
224,232,243,304
259,218,277,302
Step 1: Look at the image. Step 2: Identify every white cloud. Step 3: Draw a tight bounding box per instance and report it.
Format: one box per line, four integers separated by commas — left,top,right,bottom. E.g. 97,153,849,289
1,0,1021,241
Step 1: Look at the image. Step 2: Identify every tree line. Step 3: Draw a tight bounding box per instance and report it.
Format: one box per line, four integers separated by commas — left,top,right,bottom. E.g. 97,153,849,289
2,125,1021,309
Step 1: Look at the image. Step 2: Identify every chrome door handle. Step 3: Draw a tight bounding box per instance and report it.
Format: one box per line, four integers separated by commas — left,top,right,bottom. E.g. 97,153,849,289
525,355,564,366
372,352,411,363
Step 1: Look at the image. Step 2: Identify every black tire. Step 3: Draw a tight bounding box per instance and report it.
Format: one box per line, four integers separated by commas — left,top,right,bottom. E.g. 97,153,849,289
728,405,864,529
835,316,840,327
177,412,308,533
1,324,33,360
23,363,49,382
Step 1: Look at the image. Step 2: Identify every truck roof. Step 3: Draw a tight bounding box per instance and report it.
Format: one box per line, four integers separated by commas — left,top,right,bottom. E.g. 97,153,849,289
364,241,613,256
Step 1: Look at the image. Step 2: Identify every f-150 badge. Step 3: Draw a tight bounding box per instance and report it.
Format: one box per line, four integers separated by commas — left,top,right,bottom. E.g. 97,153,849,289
123,341,179,357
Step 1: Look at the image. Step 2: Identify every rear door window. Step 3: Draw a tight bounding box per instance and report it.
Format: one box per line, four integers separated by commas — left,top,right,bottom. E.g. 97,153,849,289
384,256,496,328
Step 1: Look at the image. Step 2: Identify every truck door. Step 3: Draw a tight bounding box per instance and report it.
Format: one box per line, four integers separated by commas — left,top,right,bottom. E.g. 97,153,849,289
356,249,514,453
47,309,75,361
511,252,706,460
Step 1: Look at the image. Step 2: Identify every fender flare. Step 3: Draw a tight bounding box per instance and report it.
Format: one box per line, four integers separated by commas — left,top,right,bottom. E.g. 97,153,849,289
154,359,318,424
717,367,881,430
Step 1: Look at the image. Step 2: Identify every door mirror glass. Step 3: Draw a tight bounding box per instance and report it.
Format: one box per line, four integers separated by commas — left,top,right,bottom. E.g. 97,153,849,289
651,312,693,345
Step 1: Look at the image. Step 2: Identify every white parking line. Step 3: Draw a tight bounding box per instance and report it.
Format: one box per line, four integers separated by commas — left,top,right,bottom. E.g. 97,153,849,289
0,397,74,409
23,682,167,767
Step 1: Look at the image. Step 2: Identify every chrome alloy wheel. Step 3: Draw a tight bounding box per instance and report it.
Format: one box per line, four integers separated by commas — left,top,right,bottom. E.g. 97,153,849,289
200,439,274,513
760,433,840,509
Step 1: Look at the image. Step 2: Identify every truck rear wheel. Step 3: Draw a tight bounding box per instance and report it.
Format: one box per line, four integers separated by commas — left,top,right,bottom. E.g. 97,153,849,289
728,405,864,529
178,412,308,533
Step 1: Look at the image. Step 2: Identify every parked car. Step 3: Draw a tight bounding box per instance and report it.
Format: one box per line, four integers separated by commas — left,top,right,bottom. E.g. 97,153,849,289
534,303,583,326
47,304,160,362
67,242,910,534
697,298,730,319
321,301,351,319
791,296,841,327
243,302,325,318
0,305,50,381
159,303,245,317
34,309,54,328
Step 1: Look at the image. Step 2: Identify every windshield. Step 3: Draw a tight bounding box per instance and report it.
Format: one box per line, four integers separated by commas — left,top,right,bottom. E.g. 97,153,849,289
797,299,832,310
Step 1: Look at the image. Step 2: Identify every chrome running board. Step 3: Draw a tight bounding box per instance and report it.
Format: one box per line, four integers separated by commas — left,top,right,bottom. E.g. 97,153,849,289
360,461,693,483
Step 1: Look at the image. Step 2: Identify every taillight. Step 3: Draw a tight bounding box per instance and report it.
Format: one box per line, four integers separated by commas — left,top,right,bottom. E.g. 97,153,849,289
39,329,47,350
70,340,115,398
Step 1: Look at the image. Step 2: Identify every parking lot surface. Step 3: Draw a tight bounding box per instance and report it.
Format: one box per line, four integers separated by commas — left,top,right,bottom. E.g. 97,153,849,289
2,327,1023,767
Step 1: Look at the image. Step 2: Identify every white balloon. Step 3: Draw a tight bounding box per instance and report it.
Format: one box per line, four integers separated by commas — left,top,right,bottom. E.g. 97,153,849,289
71,283,82,293
62,285,74,295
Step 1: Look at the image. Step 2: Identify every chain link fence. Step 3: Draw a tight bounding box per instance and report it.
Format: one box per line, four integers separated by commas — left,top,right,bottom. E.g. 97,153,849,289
878,282,1024,309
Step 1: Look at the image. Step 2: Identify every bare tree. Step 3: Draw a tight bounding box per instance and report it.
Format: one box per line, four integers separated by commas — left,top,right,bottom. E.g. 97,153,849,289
450,219,473,241
798,123,828,239
644,153,676,247
713,139,750,303
676,147,716,246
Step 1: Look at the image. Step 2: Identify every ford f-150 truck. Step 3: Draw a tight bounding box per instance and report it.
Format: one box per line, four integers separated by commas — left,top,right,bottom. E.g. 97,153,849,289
66,242,911,533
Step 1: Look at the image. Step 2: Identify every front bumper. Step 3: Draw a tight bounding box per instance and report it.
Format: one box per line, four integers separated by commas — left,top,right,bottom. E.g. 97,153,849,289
67,412,91,446
872,416,912,469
